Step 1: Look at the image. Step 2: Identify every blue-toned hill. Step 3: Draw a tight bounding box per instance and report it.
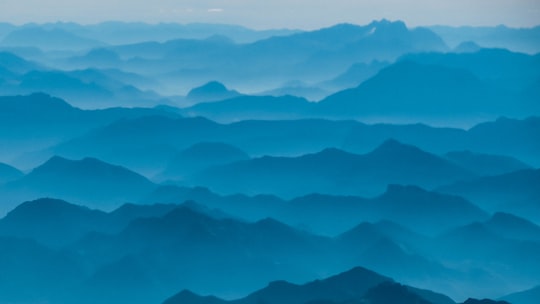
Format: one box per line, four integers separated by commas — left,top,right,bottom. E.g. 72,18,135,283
2,156,156,210
193,139,474,198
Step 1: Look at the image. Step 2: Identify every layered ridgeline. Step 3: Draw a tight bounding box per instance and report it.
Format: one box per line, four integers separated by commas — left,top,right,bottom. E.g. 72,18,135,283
181,49,540,123
0,198,537,304
0,18,538,304
1,23,538,120
2,138,537,224
0,20,450,106
0,93,180,167
6,93,533,174
0,156,156,211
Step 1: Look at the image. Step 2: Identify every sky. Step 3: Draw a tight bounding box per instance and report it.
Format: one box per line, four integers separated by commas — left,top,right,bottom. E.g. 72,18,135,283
1,0,539,29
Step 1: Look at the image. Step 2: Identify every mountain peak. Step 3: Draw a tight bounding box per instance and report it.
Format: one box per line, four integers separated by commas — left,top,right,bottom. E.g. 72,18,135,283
163,289,225,304
16,156,155,207
4,198,86,220
187,81,240,102
0,93,76,112
369,19,407,29
370,139,425,156
324,265,392,287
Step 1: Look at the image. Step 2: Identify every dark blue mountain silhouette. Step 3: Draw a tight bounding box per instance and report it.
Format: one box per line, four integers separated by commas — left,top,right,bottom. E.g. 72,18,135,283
2,156,156,210
69,205,331,302
192,139,474,198
0,198,107,247
0,196,528,303
164,266,454,304
281,184,488,236
0,198,206,248
143,183,486,236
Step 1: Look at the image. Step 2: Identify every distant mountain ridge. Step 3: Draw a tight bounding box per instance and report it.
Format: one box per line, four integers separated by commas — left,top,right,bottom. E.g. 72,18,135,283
0,156,156,211
438,169,540,223
164,266,455,304
192,139,475,198
0,195,536,303
429,25,540,54
186,81,241,103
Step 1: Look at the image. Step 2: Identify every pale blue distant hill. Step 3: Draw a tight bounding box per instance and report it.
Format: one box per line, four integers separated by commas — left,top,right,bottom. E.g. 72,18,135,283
0,27,106,50
429,25,540,54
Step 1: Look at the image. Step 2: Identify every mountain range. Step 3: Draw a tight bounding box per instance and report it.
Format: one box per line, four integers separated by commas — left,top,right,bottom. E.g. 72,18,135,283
190,139,475,198
163,266,453,304
0,18,538,304
0,196,534,303
0,156,156,211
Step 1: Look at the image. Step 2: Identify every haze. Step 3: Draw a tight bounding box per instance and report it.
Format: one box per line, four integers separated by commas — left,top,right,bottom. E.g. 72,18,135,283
1,0,539,29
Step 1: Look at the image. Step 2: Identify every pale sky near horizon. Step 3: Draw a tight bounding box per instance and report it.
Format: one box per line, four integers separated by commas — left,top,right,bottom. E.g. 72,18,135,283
1,0,539,29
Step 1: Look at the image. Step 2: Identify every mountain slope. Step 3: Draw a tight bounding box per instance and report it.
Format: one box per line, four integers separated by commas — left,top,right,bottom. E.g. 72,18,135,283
484,212,540,241
159,142,250,181
183,94,316,122
164,266,455,304
1,27,105,50
438,169,540,223
2,156,156,210
319,60,517,122
0,162,23,184
0,198,107,247
0,236,86,303
500,285,540,304
0,93,181,169
444,150,531,176
186,81,241,103
71,205,333,302
193,139,474,198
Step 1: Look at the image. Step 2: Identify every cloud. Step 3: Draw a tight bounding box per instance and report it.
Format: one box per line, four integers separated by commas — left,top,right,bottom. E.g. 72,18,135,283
207,8,224,13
